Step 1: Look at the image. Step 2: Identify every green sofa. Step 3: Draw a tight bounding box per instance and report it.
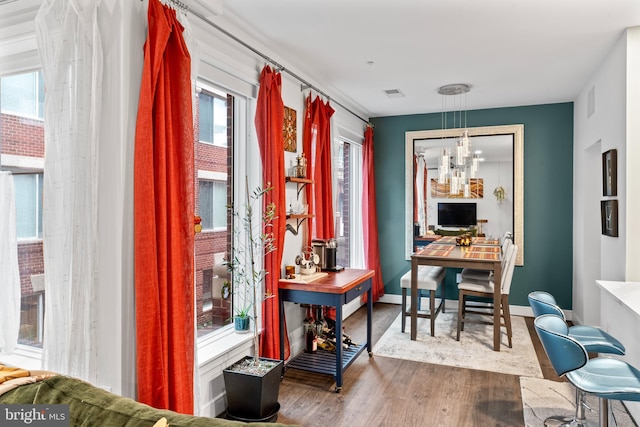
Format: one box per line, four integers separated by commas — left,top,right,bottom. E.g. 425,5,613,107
0,375,294,427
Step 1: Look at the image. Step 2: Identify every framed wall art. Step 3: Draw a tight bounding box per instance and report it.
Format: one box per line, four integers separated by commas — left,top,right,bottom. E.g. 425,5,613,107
283,106,297,152
600,199,618,237
430,178,484,199
602,149,617,196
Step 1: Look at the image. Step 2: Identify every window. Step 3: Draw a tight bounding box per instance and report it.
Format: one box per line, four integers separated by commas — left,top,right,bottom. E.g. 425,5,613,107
198,90,228,146
334,139,365,269
13,173,43,240
195,81,234,337
1,71,45,120
198,180,227,230
1,70,46,349
335,142,350,267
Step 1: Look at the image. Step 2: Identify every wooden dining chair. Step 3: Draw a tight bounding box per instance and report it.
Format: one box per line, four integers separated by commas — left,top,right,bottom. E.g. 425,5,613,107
399,266,446,336
456,244,518,347
460,236,511,281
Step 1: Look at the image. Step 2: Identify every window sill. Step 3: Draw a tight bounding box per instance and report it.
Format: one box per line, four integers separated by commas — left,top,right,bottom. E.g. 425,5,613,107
17,238,43,244
2,330,254,374
1,344,43,370
199,228,226,234
197,326,254,367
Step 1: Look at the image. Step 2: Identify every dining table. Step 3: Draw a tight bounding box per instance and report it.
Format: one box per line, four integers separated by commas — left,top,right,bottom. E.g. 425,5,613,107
410,236,504,351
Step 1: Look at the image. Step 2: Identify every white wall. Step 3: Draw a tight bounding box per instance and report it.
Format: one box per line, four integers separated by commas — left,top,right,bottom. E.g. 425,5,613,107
573,29,628,326
574,29,640,424
626,28,640,282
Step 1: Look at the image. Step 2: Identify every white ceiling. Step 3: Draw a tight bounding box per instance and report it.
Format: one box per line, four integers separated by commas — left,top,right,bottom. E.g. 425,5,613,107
222,0,640,118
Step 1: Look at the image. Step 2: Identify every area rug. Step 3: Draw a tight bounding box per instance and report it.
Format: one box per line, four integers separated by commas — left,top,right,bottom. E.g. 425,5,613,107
521,377,635,427
373,311,543,378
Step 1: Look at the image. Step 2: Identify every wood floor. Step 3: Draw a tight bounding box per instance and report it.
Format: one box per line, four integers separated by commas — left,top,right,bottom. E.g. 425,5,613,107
274,302,561,427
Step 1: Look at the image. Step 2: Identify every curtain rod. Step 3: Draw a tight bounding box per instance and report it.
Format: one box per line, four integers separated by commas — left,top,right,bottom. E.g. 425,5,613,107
155,0,371,126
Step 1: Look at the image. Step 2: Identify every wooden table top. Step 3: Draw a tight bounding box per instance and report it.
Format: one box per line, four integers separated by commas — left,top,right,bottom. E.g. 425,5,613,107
413,245,502,262
278,268,374,294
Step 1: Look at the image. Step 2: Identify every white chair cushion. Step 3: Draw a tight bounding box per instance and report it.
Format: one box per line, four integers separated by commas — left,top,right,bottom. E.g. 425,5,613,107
458,244,517,295
400,266,445,291
458,278,494,293
460,268,491,281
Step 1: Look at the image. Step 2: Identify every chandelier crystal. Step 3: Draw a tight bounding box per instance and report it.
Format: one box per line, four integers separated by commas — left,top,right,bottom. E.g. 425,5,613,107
436,84,478,198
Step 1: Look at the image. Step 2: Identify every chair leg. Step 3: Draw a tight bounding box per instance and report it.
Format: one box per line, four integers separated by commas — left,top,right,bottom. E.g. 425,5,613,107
461,294,466,331
429,289,436,337
541,388,589,427
401,288,407,333
574,389,588,427
456,291,464,341
599,398,609,427
501,294,513,348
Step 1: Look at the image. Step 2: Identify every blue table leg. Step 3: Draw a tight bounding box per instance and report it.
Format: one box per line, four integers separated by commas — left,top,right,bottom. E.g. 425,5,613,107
367,284,373,356
334,298,343,392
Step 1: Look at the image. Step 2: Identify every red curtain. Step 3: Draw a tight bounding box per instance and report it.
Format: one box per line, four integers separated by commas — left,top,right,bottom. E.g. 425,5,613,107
134,0,194,413
254,65,289,360
311,97,335,239
302,94,314,248
423,167,428,230
362,126,385,301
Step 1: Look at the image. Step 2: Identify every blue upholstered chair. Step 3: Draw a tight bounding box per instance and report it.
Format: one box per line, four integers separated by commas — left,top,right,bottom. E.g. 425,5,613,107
528,291,625,426
534,314,640,427
528,291,625,355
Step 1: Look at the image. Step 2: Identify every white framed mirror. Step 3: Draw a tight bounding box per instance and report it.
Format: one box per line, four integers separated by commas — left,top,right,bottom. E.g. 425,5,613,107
405,124,524,265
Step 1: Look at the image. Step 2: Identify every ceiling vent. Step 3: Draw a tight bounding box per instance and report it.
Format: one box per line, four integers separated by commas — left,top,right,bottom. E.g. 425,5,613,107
384,89,405,98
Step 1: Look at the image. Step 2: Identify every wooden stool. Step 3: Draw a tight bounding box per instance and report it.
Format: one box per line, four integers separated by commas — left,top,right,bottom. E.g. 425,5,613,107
400,266,446,336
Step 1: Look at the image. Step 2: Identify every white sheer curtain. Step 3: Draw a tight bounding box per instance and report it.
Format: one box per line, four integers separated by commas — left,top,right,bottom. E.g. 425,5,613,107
34,0,196,398
0,171,20,355
35,0,102,382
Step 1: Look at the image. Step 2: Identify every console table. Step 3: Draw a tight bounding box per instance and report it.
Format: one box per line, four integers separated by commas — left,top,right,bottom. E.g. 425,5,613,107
278,268,374,392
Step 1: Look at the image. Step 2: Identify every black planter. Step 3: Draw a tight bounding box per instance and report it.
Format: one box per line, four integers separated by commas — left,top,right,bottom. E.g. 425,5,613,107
223,356,284,422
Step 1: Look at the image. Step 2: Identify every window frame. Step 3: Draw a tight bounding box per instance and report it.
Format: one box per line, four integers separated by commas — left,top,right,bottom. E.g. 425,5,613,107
13,172,44,242
197,86,229,147
1,66,47,358
197,177,227,233
195,76,260,346
334,136,365,269
0,70,45,121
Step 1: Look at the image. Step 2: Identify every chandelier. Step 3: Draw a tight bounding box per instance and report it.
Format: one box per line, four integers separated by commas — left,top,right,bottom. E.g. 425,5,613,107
436,83,479,198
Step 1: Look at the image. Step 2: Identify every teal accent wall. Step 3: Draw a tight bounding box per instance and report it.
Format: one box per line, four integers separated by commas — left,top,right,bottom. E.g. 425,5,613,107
370,103,574,309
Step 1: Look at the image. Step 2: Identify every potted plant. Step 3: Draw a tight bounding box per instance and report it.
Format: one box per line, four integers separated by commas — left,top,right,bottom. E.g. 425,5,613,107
223,179,284,422
233,306,251,333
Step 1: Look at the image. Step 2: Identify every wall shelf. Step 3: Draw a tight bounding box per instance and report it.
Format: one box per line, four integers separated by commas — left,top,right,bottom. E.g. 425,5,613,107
285,176,312,198
285,177,313,235
285,214,313,235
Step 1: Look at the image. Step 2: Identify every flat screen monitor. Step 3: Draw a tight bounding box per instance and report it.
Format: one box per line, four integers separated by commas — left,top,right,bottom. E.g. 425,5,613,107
437,202,477,227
